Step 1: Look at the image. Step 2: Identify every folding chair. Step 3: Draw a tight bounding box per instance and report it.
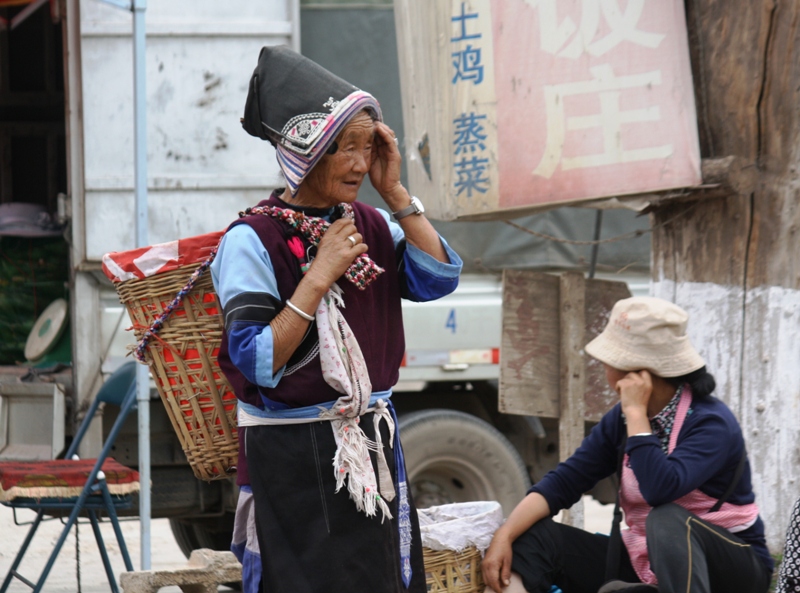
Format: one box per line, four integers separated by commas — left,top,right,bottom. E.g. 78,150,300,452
0,361,141,593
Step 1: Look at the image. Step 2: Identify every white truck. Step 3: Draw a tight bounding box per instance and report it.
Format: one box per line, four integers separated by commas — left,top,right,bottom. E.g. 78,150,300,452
0,0,649,556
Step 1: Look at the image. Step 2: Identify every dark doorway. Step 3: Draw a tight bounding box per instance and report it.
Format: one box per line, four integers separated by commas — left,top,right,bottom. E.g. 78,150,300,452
0,1,67,212
0,2,69,365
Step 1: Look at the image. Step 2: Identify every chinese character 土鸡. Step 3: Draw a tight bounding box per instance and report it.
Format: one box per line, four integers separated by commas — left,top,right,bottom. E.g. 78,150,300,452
451,1,481,43
451,2,484,86
452,45,484,86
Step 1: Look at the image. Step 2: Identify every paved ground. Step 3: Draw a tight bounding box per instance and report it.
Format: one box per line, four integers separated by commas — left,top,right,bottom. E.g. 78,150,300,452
0,509,202,593
0,497,614,592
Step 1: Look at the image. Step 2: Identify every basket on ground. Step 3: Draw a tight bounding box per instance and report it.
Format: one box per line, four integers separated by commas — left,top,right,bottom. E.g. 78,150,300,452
419,501,503,593
423,546,484,593
103,231,237,481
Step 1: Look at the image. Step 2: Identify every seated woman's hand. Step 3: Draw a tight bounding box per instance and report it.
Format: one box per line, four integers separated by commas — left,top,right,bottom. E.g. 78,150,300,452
482,532,514,592
308,218,369,288
616,369,653,420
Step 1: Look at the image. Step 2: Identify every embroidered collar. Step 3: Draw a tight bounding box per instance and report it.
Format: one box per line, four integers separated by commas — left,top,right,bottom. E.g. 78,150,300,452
239,199,384,290
650,385,684,453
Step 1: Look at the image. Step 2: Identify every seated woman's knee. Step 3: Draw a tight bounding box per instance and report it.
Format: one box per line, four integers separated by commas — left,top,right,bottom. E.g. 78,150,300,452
646,503,689,535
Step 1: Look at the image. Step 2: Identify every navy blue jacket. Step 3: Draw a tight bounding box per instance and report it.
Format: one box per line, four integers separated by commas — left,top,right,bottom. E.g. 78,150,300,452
530,395,773,574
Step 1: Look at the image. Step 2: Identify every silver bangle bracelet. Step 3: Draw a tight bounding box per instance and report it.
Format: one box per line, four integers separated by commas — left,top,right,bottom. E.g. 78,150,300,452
631,432,653,437
285,299,314,322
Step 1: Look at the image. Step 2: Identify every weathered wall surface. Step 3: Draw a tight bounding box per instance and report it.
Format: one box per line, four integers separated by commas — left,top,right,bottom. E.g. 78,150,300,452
78,0,294,262
652,0,800,550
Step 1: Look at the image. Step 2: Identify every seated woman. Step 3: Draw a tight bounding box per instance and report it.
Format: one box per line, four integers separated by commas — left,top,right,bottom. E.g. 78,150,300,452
482,296,773,593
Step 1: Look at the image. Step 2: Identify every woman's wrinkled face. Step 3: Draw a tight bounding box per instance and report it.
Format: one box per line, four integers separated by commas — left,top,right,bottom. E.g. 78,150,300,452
301,111,375,207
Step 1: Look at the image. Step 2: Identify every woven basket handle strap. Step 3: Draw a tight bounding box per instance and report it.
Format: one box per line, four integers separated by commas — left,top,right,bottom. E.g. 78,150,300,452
133,239,222,363
709,449,747,513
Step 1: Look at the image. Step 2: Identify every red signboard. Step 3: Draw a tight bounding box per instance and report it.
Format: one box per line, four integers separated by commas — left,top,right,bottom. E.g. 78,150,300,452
396,0,702,220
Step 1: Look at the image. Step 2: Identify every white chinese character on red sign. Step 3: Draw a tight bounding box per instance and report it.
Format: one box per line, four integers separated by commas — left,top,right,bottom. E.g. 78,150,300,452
525,0,665,59
533,64,672,178
492,0,700,210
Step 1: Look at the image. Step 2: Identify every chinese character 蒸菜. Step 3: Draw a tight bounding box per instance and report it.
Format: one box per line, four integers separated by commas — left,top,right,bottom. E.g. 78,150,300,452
453,113,488,154
454,156,491,197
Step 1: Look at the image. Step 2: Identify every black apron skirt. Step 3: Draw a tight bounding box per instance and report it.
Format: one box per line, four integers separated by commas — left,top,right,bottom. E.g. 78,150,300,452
246,412,427,593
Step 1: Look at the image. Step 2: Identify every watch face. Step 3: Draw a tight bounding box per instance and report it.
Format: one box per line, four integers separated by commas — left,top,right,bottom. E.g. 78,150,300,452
412,196,425,214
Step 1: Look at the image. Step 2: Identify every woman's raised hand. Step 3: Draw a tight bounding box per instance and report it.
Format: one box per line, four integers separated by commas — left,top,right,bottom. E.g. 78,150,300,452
369,122,408,210
306,218,368,288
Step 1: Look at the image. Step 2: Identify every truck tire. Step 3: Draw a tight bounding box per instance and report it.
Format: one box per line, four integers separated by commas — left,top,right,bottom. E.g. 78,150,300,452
169,513,235,558
398,409,530,516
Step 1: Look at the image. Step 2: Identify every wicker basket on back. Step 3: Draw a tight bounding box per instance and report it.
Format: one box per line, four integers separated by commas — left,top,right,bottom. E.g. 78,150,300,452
104,232,237,481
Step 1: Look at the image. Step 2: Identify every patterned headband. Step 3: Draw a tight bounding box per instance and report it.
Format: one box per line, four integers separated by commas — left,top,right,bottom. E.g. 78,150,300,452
276,91,382,195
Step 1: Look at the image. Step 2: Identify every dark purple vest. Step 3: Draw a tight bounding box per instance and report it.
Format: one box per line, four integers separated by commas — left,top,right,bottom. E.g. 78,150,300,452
218,194,406,411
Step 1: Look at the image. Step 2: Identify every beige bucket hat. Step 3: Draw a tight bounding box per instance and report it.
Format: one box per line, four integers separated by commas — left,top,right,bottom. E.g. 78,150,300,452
584,296,705,378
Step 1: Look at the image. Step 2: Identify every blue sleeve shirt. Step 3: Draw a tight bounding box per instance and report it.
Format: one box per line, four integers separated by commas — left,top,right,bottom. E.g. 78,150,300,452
210,225,284,389
210,207,462,389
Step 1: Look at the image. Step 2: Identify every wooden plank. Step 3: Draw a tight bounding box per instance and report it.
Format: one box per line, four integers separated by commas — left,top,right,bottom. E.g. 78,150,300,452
700,156,758,195
559,272,586,459
499,270,560,418
584,278,632,421
499,271,631,421
651,0,800,550
558,272,586,528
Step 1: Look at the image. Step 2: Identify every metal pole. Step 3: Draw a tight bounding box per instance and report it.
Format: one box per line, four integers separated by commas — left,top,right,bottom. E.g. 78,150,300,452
132,0,151,571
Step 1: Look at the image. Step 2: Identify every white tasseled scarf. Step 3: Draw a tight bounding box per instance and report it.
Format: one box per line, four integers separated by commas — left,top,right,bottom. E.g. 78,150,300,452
317,283,395,521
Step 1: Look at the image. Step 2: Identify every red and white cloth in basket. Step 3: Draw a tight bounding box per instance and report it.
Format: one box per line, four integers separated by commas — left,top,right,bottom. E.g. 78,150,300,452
101,231,224,283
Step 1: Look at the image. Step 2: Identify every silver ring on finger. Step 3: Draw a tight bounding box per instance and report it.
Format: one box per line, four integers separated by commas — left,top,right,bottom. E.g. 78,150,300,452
347,235,357,247
393,137,399,146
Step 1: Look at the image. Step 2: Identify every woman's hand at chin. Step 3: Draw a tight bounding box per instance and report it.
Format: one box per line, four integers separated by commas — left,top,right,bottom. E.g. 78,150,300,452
305,218,368,289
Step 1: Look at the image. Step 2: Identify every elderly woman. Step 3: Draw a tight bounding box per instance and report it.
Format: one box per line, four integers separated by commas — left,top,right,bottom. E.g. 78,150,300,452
482,297,772,593
210,46,462,593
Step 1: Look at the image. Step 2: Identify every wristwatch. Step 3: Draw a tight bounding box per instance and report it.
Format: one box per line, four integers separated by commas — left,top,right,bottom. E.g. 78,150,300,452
392,196,425,220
